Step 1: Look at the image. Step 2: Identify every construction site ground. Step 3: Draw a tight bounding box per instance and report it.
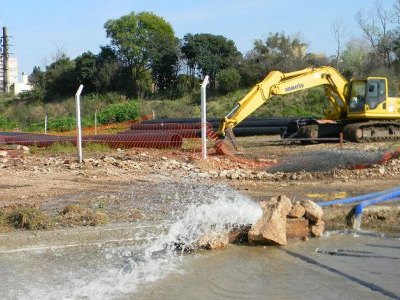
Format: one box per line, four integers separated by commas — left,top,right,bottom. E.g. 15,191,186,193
0,134,399,233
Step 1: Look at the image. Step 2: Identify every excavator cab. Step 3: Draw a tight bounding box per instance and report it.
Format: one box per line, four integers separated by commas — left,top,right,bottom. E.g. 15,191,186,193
348,78,388,115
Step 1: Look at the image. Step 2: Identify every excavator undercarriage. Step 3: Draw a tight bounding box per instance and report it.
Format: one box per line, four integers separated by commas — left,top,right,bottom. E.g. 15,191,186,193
283,118,400,142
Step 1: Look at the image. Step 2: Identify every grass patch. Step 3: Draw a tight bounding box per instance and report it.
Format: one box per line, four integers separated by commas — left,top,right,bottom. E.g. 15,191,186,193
59,204,109,227
83,142,111,153
6,206,53,230
46,142,76,154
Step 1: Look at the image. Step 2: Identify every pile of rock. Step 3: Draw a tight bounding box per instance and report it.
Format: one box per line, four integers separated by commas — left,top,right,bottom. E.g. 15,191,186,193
197,195,325,250
248,196,324,246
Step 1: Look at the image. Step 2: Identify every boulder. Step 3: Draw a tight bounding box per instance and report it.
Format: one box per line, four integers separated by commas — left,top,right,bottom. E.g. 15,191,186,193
288,201,306,218
197,232,229,250
286,218,309,239
228,225,251,244
248,195,292,246
310,220,325,237
301,200,323,223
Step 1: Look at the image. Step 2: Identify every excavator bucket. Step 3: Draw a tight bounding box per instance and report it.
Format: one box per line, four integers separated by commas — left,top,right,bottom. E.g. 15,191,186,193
214,128,239,155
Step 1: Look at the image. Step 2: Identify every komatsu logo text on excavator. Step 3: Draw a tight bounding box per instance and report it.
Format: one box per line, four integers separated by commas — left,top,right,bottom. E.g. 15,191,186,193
285,83,304,92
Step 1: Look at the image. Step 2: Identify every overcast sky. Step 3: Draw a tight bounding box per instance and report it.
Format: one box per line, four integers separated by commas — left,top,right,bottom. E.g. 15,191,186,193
0,0,394,74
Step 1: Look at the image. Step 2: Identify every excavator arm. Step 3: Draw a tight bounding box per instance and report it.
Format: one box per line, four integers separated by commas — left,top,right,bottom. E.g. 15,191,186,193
218,66,349,136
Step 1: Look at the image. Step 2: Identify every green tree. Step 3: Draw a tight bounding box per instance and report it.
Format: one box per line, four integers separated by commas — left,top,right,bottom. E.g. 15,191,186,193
151,37,180,91
216,68,241,93
75,51,97,93
340,39,371,77
181,33,241,89
239,32,308,87
28,66,46,101
104,11,176,97
251,32,308,72
44,53,78,100
94,46,120,93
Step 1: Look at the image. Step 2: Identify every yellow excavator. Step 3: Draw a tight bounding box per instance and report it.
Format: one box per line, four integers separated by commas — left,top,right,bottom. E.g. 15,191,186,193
218,66,400,142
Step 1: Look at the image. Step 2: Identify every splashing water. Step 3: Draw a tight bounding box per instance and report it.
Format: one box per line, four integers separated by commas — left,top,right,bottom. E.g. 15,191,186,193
29,185,262,299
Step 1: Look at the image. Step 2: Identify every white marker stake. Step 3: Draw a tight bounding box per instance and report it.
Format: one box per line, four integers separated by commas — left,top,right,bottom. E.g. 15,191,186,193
75,85,84,163
201,76,209,160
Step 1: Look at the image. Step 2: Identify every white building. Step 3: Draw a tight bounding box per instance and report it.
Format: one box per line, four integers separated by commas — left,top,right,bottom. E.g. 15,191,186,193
12,72,33,95
0,55,33,95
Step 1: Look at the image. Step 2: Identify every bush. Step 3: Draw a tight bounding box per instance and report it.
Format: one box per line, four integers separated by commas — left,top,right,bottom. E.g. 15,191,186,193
173,74,199,98
60,205,109,227
216,68,241,93
7,207,52,230
97,100,139,124
0,116,17,129
48,117,76,131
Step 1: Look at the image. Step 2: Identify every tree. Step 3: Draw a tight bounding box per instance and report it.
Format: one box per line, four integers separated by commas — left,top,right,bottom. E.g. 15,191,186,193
331,19,347,70
27,66,45,101
238,32,308,87
340,39,372,77
251,32,308,72
356,3,395,68
94,46,120,93
181,33,241,89
216,68,241,93
104,11,177,97
150,37,181,91
75,51,97,93
44,53,78,100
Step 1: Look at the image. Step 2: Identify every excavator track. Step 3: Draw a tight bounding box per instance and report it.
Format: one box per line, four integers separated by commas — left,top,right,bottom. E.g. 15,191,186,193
343,122,400,142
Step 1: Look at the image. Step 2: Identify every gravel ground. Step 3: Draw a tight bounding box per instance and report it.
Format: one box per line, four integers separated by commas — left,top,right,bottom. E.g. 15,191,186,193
0,138,399,232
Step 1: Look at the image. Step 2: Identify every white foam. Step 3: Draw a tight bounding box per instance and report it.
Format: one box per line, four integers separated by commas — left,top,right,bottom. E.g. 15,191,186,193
28,186,262,299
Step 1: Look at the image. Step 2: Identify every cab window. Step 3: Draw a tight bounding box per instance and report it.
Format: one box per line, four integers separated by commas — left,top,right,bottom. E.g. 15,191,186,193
349,81,366,112
366,80,386,109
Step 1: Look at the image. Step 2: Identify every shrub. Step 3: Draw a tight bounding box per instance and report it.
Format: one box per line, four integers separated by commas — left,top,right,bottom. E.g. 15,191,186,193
0,116,17,129
7,207,52,230
48,117,76,131
60,205,109,227
97,101,139,124
216,68,241,93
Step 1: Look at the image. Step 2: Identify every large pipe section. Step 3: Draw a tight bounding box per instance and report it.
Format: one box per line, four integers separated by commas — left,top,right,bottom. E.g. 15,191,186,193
1,132,183,149
83,132,182,149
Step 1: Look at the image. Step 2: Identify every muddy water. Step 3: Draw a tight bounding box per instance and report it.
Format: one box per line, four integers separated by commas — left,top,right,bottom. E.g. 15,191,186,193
0,185,399,299
137,233,400,300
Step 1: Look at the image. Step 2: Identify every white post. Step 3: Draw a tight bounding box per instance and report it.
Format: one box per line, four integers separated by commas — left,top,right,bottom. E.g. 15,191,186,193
94,110,98,135
201,75,209,160
75,85,84,163
44,113,48,134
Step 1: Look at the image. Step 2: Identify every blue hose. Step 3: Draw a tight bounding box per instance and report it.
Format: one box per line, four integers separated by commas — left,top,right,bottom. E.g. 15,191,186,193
353,191,400,217
318,186,400,207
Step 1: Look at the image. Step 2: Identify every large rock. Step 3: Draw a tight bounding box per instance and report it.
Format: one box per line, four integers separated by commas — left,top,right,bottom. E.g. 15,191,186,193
301,200,323,223
310,220,325,237
228,225,251,244
288,201,306,218
286,218,309,239
197,232,229,250
248,195,292,246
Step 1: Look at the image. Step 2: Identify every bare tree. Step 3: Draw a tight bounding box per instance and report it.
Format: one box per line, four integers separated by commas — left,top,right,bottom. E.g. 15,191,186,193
331,19,347,70
356,2,393,68
393,0,400,24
